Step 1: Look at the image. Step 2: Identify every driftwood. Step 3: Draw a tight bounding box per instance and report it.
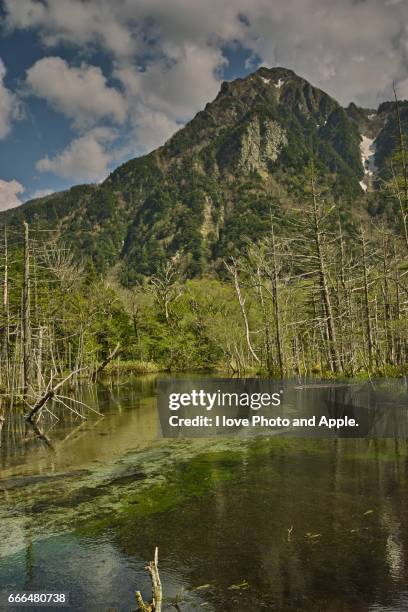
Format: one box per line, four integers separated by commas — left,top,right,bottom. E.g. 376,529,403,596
92,343,121,382
135,547,162,612
25,368,83,423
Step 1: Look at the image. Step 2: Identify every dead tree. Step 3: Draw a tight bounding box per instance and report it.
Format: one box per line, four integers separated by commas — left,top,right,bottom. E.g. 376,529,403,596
25,368,84,423
225,257,260,365
149,260,181,327
310,167,341,373
1,226,10,391
92,342,121,382
135,547,162,612
393,83,408,251
360,228,374,368
256,263,272,372
22,222,32,398
269,221,285,375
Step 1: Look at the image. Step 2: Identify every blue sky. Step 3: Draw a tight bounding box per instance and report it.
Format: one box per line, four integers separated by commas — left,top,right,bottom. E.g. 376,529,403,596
0,0,407,210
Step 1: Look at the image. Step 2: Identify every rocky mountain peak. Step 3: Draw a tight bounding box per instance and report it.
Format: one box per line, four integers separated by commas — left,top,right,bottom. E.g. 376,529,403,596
1,67,407,281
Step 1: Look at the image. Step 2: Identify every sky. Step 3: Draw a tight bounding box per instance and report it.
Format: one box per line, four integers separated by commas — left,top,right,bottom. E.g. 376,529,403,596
0,0,408,211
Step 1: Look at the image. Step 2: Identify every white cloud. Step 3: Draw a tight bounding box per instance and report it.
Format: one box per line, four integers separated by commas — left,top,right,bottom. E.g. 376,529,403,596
0,178,24,211
0,59,21,139
26,57,127,127
4,0,245,57
233,0,408,106
396,76,408,99
4,0,134,57
31,188,54,199
6,0,408,185
129,107,179,152
115,44,226,153
117,44,226,123
36,127,116,181
6,1,243,159
7,0,408,109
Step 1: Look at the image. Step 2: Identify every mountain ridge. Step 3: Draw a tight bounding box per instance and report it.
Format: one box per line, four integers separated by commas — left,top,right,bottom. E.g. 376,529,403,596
2,66,407,282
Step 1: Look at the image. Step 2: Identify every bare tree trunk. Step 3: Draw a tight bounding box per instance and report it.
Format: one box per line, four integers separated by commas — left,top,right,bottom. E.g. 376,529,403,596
37,325,44,389
270,222,284,376
22,222,31,398
92,343,121,382
310,169,341,372
225,258,260,365
360,228,373,368
256,266,272,372
26,368,84,423
393,249,402,365
2,226,10,391
393,83,408,251
135,547,162,612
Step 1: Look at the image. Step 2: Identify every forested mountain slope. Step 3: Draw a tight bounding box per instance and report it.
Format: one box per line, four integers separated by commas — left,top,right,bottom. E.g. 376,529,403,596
1,66,407,282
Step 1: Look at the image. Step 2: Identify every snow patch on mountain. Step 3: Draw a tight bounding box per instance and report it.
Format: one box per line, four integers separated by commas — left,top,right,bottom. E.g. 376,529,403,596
275,78,284,89
360,135,377,191
260,76,270,84
360,136,377,175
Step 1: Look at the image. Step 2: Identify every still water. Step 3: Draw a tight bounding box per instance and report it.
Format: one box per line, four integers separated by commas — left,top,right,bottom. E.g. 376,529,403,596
0,376,407,611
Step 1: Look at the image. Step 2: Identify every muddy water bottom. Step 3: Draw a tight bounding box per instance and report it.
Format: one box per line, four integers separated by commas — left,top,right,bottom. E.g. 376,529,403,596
0,378,408,611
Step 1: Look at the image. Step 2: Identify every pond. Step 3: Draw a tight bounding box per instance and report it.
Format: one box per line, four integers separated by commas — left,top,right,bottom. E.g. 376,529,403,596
0,376,407,611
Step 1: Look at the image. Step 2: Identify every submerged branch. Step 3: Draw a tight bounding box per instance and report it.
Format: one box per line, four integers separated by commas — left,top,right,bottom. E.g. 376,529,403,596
25,368,85,423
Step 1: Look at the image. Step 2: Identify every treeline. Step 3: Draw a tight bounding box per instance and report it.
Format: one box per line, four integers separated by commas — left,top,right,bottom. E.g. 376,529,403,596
1,156,408,402
0,223,243,402
224,169,408,377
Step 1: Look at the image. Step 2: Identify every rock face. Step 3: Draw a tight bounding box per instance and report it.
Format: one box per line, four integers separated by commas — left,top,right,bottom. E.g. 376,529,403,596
239,117,288,173
218,116,288,175
1,66,407,281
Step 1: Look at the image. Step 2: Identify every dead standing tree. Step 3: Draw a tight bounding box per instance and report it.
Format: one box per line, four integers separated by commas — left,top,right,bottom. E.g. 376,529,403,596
224,257,260,367
22,222,32,399
149,259,182,328
269,221,285,376
246,231,286,375
309,168,341,373
360,227,374,368
392,82,408,252
1,226,10,390
92,342,121,382
135,547,163,612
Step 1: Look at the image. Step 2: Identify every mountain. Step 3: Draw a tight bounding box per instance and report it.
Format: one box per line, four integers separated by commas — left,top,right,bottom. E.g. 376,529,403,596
1,66,407,282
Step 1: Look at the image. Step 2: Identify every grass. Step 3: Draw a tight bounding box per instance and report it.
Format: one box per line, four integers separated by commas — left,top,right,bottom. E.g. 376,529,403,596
104,359,160,375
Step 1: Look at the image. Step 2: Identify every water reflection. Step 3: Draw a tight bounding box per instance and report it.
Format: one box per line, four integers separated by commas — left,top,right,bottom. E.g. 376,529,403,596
116,438,408,611
0,376,407,611
0,377,159,474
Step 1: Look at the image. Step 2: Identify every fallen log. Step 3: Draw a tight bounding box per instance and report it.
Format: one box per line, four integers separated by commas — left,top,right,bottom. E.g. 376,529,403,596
25,368,84,423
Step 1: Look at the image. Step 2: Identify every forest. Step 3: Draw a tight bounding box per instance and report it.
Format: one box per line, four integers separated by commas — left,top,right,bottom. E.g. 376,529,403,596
0,156,407,427
0,83,407,439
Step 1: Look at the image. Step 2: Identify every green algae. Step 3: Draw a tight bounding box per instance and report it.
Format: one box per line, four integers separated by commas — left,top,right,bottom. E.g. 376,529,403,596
74,437,408,539
2,434,407,556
